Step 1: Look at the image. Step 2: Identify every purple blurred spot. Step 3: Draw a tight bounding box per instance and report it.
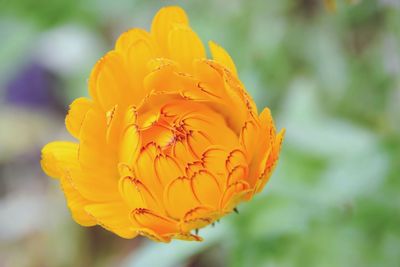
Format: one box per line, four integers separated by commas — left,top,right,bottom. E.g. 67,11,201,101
5,61,64,113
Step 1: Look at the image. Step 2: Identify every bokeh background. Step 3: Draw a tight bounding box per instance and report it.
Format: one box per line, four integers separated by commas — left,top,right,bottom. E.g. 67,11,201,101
1,0,399,266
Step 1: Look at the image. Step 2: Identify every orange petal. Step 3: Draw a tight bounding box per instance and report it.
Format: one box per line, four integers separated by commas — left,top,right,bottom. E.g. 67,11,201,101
43,140,118,203
186,131,212,159
255,129,285,193
180,206,219,232
172,139,197,164
191,170,221,208
142,124,174,149
160,99,198,117
85,202,138,239
135,143,164,198
119,106,141,165
240,120,259,160
209,41,237,76
247,147,271,188
118,163,134,178
193,59,225,91
119,176,162,212
220,180,251,212
138,111,159,130
164,176,200,219
136,228,170,243
201,147,229,186
227,165,247,185
126,38,156,102
115,28,153,53
144,65,198,94
78,110,108,168
65,97,93,139
226,149,248,172
205,60,253,127
147,58,179,72
41,141,78,179
42,142,95,226
130,208,178,235
78,110,116,172
60,176,95,226
154,154,184,186
259,107,276,139
89,51,129,110
105,105,126,149
246,108,278,187
151,6,189,56
168,232,202,242
168,25,206,70
183,112,238,150
77,110,120,201
185,161,204,178
119,124,141,164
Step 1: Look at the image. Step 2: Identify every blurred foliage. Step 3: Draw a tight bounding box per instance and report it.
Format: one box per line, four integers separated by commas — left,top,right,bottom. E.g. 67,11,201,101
0,0,399,267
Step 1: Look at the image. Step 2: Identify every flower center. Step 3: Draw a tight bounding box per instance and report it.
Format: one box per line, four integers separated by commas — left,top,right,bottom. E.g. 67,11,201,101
137,99,239,163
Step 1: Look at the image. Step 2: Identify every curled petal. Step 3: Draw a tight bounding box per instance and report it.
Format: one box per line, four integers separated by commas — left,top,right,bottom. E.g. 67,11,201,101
142,124,174,148
168,233,202,242
183,113,238,150
193,60,225,96
126,38,156,101
155,154,184,186
255,129,285,193
164,176,200,219
89,51,130,110
186,131,212,159
173,139,197,163
78,110,120,201
119,107,141,165
240,120,259,160
41,142,95,226
185,161,204,178
246,107,277,187
65,97,93,139
168,24,206,70
136,228,170,243
220,180,251,212
191,170,221,208
85,202,138,239
226,149,248,172
119,176,161,213
227,165,247,185
180,206,219,232
151,6,189,56
147,58,179,72
60,176,95,226
209,40,237,76
144,65,198,94
130,208,178,236
41,141,78,179
115,28,153,53
135,143,164,198
202,147,229,185
105,105,123,147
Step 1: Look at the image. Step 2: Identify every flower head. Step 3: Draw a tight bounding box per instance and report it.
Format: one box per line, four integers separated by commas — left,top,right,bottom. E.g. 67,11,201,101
41,6,284,242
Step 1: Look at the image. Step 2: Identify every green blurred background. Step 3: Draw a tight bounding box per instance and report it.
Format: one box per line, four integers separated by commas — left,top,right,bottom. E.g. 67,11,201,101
0,0,399,266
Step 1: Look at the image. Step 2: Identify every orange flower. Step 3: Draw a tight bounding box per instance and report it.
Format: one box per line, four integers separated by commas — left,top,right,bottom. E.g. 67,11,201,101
41,6,284,242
